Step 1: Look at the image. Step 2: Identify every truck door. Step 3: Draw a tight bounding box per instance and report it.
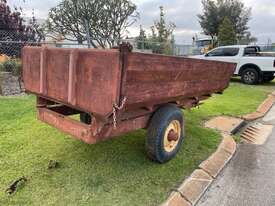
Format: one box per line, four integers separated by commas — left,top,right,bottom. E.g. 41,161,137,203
205,47,240,73
206,48,239,62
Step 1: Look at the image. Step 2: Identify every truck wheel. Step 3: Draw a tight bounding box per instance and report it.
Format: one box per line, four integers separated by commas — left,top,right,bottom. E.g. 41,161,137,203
241,68,259,85
146,105,184,163
80,113,92,124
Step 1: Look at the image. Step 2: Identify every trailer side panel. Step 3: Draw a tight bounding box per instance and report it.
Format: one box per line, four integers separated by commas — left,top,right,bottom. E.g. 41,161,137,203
125,52,235,107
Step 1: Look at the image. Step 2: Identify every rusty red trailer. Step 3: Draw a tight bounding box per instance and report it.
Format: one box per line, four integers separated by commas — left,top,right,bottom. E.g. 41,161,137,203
23,43,235,163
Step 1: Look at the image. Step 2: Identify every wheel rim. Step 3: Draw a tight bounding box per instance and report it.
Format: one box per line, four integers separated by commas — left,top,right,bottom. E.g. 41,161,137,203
163,120,181,152
244,71,256,83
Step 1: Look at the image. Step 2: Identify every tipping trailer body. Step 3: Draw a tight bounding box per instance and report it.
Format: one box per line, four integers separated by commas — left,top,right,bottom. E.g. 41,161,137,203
23,44,235,145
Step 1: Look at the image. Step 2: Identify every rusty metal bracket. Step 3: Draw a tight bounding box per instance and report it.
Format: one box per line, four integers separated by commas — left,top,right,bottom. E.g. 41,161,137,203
119,42,133,53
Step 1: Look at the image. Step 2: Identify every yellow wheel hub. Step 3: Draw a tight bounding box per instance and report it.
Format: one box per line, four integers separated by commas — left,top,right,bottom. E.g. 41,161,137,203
163,120,181,152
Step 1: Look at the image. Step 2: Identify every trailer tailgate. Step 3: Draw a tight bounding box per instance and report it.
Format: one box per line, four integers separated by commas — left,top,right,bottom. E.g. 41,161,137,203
23,47,121,118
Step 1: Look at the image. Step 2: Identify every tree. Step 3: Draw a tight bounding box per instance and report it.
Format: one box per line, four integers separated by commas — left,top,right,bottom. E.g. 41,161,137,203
150,6,176,54
46,0,138,48
0,0,44,57
136,7,176,54
136,25,151,50
198,0,251,41
218,17,236,46
239,32,257,45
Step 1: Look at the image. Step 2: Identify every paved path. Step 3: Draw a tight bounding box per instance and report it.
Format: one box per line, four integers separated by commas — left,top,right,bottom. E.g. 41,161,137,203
197,106,275,206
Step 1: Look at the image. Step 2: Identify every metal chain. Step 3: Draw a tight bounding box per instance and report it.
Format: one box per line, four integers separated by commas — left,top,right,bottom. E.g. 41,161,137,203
112,97,127,129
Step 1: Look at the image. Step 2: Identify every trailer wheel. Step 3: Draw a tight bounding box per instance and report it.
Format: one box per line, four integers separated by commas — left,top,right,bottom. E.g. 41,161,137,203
80,113,92,124
146,105,184,163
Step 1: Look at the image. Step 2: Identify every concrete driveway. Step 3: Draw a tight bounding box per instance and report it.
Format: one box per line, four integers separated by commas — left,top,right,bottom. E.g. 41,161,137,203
197,106,275,206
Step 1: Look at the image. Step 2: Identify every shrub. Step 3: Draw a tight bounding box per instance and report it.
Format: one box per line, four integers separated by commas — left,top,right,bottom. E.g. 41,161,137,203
3,59,16,73
2,59,22,76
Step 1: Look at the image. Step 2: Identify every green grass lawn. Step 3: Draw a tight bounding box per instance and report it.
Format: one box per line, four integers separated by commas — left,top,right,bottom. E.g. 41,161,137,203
0,80,275,206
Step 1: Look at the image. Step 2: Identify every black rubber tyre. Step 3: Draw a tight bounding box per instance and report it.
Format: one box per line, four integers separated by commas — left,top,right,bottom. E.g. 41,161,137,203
80,113,92,124
146,104,184,163
241,68,259,85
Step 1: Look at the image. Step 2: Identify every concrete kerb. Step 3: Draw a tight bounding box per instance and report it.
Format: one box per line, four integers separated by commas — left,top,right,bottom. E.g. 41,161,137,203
162,134,237,206
199,135,236,179
242,93,275,121
161,92,275,206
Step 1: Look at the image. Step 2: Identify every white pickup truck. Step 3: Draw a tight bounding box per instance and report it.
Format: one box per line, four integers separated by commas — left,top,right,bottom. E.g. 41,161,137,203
192,45,275,84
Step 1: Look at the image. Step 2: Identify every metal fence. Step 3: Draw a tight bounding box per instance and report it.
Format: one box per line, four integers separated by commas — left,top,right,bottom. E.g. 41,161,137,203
0,39,195,58
1,40,275,59
0,29,196,58
258,44,275,52
0,29,275,58
0,40,91,59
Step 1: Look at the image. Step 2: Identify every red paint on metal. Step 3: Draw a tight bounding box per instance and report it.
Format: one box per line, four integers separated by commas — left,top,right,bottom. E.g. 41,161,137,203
39,49,43,93
68,49,78,105
23,47,121,119
23,44,236,144
39,47,47,94
168,130,179,142
124,52,235,108
38,107,95,144
37,106,150,144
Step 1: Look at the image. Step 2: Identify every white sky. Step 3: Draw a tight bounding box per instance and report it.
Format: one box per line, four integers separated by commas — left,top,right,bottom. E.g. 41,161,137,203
7,0,275,44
